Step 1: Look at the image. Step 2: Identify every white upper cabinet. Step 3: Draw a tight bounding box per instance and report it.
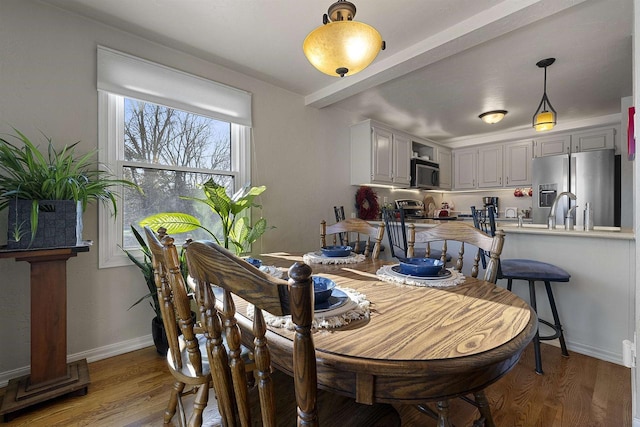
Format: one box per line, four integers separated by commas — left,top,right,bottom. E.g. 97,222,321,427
371,126,393,183
504,140,533,186
477,144,503,188
453,148,477,189
436,147,452,190
533,134,570,157
392,133,411,185
350,120,411,187
533,127,615,157
453,139,532,190
571,127,615,152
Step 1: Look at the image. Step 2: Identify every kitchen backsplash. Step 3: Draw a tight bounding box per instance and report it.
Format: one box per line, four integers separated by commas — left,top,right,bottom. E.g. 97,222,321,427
354,187,534,217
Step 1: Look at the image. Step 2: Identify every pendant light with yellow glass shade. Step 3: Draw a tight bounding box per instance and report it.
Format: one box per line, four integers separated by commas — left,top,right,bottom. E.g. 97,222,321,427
532,58,557,131
303,0,386,77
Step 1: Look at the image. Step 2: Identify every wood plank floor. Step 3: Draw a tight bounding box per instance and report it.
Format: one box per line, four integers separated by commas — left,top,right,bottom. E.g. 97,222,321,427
0,342,631,426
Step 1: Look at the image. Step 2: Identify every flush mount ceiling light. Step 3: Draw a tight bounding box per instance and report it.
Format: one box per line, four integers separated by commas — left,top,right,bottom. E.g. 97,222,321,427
479,110,508,124
303,0,386,78
532,57,557,132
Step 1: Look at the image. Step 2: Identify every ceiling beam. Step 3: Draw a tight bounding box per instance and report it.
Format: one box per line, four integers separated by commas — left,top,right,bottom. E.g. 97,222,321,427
304,0,588,109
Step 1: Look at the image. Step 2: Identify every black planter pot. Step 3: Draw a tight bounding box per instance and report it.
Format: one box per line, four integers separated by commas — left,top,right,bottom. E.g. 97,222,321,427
151,316,169,355
151,312,197,355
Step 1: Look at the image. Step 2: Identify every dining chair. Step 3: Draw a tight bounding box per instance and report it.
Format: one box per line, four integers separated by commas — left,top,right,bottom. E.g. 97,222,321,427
321,217,385,259
185,239,401,426
144,226,212,427
407,221,505,426
381,207,451,262
407,220,504,283
470,205,571,375
470,205,493,270
334,205,385,255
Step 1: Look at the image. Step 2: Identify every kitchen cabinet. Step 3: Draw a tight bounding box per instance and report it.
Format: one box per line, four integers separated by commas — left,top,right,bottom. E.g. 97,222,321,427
453,148,477,189
453,139,532,190
504,140,533,186
436,147,452,189
533,127,615,157
477,144,503,188
350,120,411,187
571,127,615,152
533,134,570,157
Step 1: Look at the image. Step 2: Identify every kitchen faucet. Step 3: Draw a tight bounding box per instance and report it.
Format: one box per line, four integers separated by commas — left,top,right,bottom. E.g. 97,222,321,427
548,191,577,230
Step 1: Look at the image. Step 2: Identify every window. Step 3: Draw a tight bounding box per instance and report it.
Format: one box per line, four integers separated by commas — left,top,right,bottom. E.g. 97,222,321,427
97,47,252,268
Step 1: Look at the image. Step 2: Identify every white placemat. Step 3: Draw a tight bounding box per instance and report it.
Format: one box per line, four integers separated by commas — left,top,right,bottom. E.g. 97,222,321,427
303,251,365,265
258,265,285,279
246,287,369,331
376,265,466,288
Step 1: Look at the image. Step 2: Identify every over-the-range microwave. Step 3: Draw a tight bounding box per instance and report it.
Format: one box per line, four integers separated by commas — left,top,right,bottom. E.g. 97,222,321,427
410,158,440,189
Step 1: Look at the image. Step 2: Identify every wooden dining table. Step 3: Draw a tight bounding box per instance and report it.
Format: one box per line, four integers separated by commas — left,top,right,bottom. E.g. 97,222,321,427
232,252,537,426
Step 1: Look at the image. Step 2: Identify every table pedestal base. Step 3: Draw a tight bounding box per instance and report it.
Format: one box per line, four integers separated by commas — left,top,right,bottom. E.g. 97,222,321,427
0,359,90,422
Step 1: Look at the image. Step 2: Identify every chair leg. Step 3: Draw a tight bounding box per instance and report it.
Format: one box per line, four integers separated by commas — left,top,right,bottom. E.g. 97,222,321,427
473,390,494,427
528,280,544,375
189,384,209,427
544,281,570,357
436,400,454,427
507,278,513,291
166,380,186,424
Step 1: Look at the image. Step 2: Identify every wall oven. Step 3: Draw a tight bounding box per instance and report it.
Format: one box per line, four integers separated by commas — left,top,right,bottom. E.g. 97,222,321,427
410,158,440,189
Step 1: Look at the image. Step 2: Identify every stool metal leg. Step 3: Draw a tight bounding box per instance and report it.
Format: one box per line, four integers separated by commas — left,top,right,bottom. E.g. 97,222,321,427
544,281,569,357
528,280,543,375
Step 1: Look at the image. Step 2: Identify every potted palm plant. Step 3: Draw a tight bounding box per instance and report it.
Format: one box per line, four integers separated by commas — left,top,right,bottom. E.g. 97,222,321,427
120,225,189,354
139,179,270,255
0,129,138,248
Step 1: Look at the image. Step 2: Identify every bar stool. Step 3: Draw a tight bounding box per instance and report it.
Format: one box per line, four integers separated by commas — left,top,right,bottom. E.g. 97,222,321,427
500,260,570,374
471,206,570,374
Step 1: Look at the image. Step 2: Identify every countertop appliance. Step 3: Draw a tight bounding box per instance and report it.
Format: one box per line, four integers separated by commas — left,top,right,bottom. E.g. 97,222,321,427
532,149,617,227
395,199,426,218
410,158,440,189
482,196,499,218
396,199,457,219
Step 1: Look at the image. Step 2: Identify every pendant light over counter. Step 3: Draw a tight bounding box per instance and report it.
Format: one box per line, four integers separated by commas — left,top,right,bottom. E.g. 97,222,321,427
532,58,557,132
303,0,386,78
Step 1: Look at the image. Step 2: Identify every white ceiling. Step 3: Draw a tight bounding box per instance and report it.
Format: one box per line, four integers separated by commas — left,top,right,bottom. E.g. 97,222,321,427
40,0,633,146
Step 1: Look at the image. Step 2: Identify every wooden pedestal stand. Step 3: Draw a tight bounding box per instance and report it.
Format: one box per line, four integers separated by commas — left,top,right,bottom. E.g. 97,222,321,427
0,245,91,422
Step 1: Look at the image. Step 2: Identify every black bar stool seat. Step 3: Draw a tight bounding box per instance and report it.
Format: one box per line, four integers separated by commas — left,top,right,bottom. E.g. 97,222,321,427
500,258,570,374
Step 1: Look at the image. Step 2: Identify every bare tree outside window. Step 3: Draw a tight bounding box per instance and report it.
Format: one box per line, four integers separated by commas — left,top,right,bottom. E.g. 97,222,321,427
121,99,234,247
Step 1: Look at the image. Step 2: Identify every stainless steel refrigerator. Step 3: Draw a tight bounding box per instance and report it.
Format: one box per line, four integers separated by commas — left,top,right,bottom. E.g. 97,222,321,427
532,149,615,227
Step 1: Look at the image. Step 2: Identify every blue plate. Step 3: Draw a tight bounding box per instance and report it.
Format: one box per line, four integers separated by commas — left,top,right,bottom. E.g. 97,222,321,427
321,245,352,257
315,288,349,312
245,257,262,268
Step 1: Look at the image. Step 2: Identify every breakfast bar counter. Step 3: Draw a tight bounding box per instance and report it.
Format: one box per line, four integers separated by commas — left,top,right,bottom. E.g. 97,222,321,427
375,219,635,366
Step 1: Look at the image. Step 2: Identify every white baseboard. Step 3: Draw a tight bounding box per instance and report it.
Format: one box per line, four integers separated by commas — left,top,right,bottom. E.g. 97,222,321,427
542,338,624,366
0,334,154,388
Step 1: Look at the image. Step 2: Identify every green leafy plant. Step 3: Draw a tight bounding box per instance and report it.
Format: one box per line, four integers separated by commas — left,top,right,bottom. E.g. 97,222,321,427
0,129,140,243
121,225,188,319
139,179,270,255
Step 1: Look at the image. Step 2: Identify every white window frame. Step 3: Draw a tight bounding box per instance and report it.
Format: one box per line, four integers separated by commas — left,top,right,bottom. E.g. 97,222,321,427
97,47,252,268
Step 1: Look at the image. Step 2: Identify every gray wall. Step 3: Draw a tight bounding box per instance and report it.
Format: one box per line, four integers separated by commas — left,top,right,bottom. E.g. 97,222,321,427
0,0,361,380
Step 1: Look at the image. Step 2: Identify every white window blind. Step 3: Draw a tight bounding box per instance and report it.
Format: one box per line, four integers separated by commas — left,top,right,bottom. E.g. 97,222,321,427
97,45,252,127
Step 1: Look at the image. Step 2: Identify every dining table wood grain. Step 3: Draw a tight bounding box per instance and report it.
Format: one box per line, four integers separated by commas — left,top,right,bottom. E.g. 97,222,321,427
218,252,537,409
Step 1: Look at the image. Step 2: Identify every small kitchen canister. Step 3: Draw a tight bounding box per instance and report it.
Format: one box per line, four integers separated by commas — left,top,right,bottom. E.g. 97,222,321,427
584,202,594,231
